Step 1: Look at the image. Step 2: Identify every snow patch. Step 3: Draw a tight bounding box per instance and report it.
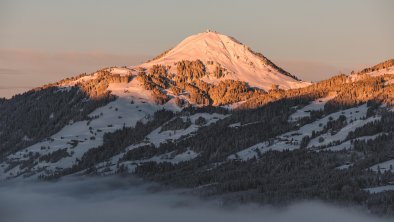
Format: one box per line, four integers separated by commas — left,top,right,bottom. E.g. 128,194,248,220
370,159,394,173
364,185,394,194
147,113,229,147
288,94,336,122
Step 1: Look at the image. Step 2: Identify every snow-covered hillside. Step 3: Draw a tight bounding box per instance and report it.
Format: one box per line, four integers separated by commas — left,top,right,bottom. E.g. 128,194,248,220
350,59,394,82
2,30,394,218
0,76,169,180
0,28,314,180
228,104,379,161
138,31,310,91
1,31,394,189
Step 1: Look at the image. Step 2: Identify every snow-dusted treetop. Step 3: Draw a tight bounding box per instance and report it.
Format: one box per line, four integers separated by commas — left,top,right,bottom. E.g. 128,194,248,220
138,31,311,91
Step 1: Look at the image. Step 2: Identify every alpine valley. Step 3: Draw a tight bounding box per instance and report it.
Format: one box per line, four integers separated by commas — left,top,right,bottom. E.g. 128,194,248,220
1,31,394,216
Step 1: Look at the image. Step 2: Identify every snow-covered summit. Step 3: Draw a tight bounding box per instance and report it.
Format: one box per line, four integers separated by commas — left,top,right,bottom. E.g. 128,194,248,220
138,31,310,91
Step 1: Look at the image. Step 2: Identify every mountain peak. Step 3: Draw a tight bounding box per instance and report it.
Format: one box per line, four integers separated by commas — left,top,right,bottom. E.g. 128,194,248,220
204,28,218,33
140,31,310,91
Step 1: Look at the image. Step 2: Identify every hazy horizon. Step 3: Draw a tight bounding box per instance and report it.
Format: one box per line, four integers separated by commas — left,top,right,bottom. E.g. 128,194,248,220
1,0,393,98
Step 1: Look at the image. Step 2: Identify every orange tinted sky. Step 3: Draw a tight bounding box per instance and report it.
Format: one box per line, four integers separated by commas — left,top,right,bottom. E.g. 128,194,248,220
0,0,393,97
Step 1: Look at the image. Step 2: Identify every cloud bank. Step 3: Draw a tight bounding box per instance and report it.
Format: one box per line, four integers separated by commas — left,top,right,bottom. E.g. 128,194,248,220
0,176,390,222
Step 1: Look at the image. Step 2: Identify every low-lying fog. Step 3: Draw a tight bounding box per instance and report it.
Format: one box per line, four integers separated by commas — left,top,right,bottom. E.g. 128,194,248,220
0,176,390,222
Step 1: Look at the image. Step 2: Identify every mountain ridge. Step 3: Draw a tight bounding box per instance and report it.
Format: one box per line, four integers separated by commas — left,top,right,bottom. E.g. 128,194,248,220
1,32,394,216
137,31,310,91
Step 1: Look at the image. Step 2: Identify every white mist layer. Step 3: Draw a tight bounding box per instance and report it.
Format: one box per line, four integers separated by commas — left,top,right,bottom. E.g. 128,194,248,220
0,176,390,222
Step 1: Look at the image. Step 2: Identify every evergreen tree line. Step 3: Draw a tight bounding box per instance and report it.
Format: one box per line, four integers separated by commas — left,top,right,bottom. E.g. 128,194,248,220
0,86,114,159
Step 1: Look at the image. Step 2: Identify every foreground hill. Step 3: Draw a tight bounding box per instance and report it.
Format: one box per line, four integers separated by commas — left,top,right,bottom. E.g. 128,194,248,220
1,31,394,215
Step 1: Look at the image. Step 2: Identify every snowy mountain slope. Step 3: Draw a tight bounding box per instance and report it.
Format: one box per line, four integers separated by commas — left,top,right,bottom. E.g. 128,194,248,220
288,93,337,122
0,91,229,180
4,28,310,179
138,31,310,91
365,66,394,77
3,58,394,180
370,159,394,173
364,185,394,194
146,113,229,147
84,112,230,176
0,77,169,180
1,31,394,213
228,104,382,161
2,45,394,216
350,59,394,82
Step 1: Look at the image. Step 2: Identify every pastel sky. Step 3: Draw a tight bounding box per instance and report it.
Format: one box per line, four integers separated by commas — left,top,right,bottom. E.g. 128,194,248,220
0,0,393,98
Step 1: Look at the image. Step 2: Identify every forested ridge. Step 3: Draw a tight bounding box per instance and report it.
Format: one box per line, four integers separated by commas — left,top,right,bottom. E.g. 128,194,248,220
1,58,394,216
0,86,114,159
